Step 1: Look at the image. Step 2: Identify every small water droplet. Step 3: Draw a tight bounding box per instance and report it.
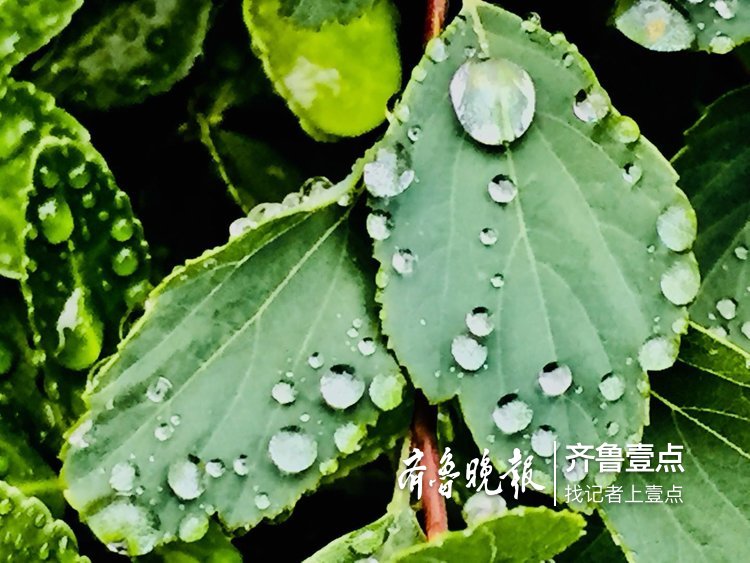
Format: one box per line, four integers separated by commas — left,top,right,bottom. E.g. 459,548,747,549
268,428,317,474
205,459,225,478
479,227,498,246
740,322,750,340
308,352,324,369
37,198,74,244
109,462,137,494
407,125,422,142
734,246,748,261
320,365,365,410
612,116,641,144
709,33,735,54
656,203,697,252
466,307,494,337
538,362,573,396
521,12,541,33
493,394,533,434
573,87,609,123
451,335,487,371
167,460,204,500
357,338,376,356
716,298,737,320
154,423,174,442
660,257,701,305
272,381,297,405
233,455,249,476
615,0,695,52
254,493,271,510
488,175,518,204
638,336,678,371
178,513,209,543
450,58,536,145
599,373,625,401
111,218,134,242
146,376,172,403
112,248,139,277
425,37,448,62
530,425,557,457
490,273,505,288
392,249,416,275
334,422,367,454
364,145,415,198
622,163,642,184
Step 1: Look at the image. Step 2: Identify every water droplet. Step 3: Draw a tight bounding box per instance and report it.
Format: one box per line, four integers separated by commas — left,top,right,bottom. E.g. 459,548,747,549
392,249,416,275
656,203,697,252
167,460,204,500
466,307,494,337
357,338,376,356
537,362,573,396
735,246,748,261
563,461,587,483
716,298,737,320
88,500,159,556
615,0,695,52
334,422,366,454
272,381,297,405
178,513,209,543
111,218,134,242
233,455,249,476
463,492,507,526
638,336,678,371
709,33,735,54
154,423,173,442
573,87,609,123
709,325,728,339
364,146,415,198
622,163,642,184
37,198,74,245
407,126,422,142
308,352,324,369
366,210,393,241
493,394,533,434
487,175,518,204
479,228,498,246
521,12,541,33
109,462,137,494
530,425,557,457
425,37,448,62
368,373,405,411
449,58,536,145
254,493,271,510
562,53,575,67
599,373,625,401
451,335,487,371
660,257,701,305
739,321,750,340
490,273,505,288
606,421,620,436
612,116,640,144
320,365,365,410
146,376,172,403
205,459,225,478
112,248,139,277
268,428,317,474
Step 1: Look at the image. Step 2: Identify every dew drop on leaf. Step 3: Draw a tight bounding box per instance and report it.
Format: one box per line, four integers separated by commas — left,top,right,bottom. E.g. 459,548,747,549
735,246,748,260
713,0,737,19
487,174,518,204
612,115,641,144
466,307,494,337
154,422,173,442
254,493,271,510
268,428,317,474
233,455,249,477
307,352,324,369
622,163,642,185
271,381,297,405
391,248,416,275
320,365,365,410
178,513,209,543
167,460,204,500
88,500,159,556
537,362,573,396
112,248,139,277
563,461,586,482
709,33,735,53
606,421,620,436
357,337,376,356
638,336,678,371
573,87,609,123
425,37,449,62
490,273,505,288
479,227,498,246
660,257,701,305
368,373,405,411
463,492,507,526
449,58,536,145
333,422,366,454
656,202,697,252
364,146,415,198
407,125,421,142
615,0,695,52
109,462,137,494
716,298,737,320
37,197,74,244
111,218,134,242
146,376,172,403
530,425,557,457
493,393,533,434
366,210,393,241
450,334,487,372
205,459,225,478
598,373,626,402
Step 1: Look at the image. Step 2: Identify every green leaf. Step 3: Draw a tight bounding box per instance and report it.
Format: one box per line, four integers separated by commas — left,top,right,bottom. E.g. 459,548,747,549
144,522,242,563
613,0,749,54
243,0,401,138
0,0,82,71
23,138,151,371
368,0,693,494
601,363,750,561
672,86,750,371
30,0,212,108
62,178,412,555
0,480,89,562
391,506,585,563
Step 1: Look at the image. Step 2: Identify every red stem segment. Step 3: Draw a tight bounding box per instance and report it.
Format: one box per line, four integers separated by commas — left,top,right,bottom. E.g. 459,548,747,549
424,0,449,44
411,393,448,539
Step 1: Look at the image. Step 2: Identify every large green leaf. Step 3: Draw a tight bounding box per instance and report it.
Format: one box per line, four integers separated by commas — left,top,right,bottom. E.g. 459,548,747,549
674,86,750,370
145,522,242,563
614,0,750,54
368,1,694,494
391,506,585,563
601,363,750,561
242,0,401,138
0,480,89,562
62,177,411,555
0,0,82,71
30,0,212,108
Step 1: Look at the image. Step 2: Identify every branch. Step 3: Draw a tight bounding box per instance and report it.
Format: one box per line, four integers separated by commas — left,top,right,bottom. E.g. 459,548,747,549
424,0,448,43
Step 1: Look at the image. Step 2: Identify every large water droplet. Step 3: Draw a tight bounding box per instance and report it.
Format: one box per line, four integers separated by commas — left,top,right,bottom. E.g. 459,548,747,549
111,218,134,242
492,394,533,434
487,174,518,204
638,336,678,371
716,298,737,320
660,257,700,305
709,33,735,54
537,362,573,396
178,513,209,543
109,462,137,494
272,381,297,405
167,460,204,500
366,210,393,241
334,422,367,454
87,500,159,556
451,335,487,371
599,373,625,401
268,428,317,474
573,87,609,123
320,365,365,410
112,248,139,277
466,307,494,337
463,492,507,526
369,373,405,411
449,58,536,145
392,249,416,275
615,0,695,52
530,425,557,457
364,146,415,198
735,246,748,261
205,459,225,478
656,203,697,252
37,198,74,244
357,338,376,357
146,376,172,403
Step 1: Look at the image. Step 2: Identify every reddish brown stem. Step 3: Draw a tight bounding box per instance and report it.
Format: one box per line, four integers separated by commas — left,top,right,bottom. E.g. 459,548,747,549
411,393,448,539
424,0,448,43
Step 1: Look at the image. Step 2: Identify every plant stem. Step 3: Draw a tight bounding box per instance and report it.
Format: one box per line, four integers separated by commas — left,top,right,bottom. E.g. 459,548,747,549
424,0,448,43
411,392,448,539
